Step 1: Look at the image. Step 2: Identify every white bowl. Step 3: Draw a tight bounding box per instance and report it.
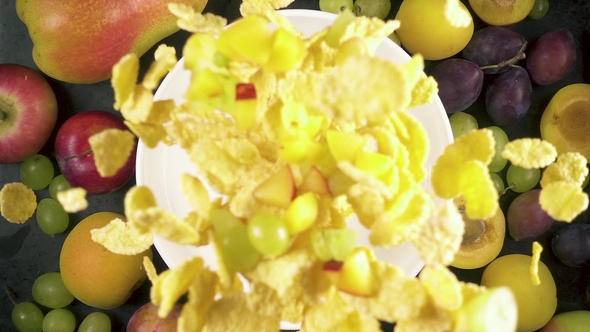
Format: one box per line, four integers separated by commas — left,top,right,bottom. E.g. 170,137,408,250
135,9,453,330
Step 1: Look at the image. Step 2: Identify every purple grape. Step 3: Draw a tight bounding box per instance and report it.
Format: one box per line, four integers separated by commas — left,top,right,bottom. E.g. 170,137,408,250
430,58,484,114
506,189,554,241
526,28,576,86
485,66,532,126
462,26,527,74
551,223,590,267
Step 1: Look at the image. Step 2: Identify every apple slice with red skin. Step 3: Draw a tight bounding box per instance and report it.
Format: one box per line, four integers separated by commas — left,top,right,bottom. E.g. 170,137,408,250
55,110,136,195
322,248,375,297
297,166,331,196
252,165,295,208
234,83,257,130
0,63,58,164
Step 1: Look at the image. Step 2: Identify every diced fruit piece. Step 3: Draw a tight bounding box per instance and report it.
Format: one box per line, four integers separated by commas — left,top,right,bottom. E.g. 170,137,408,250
322,260,343,285
216,15,273,64
354,151,394,178
551,223,590,267
264,28,307,73
506,189,554,241
453,287,517,332
481,254,557,332
451,198,506,270
284,192,320,235
336,247,374,296
312,228,358,261
252,165,295,208
324,9,356,47
297,166,331,196
326,130,366,162
234,83,258,130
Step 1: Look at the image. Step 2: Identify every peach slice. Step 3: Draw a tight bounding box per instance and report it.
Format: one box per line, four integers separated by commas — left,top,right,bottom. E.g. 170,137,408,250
283,192,319,235
252,165,295,209
336,247,374,296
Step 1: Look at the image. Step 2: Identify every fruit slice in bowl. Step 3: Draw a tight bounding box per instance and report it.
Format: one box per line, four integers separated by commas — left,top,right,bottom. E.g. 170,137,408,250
135,8,453,330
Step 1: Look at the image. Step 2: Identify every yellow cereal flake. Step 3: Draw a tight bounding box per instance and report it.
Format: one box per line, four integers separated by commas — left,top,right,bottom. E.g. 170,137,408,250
202,293,281,332
124,185,158,221
89,129,136,177
531,241,543,286
0,182,36,224
181,173,212,217
143,256,158,282
501,138,557,169
111,53,139,110
90,217,153,255
419,265,462,310
142,45,178,90
412,200,464,266
540,152,588,188
393,111,429,183
246,281,282,317
151,256,204,318
445,0,473,28
539,181,589,222
179,267,218,332
132,207,201,245
340,16,400,54
57,187,88,213
124,121,168,149
168,3,226,34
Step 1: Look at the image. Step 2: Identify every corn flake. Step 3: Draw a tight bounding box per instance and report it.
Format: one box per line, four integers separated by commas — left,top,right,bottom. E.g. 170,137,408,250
531,241,543,286
90,217,153,255
539,181,589,222
203,293,281,332
419,265,462,310
168,3,226,34
540,152,588,188
142,45,177,90
144,256,158,282
124,121,168,149
89,129,136,177
57,187,88,213
0,182,36,224
111,53,139,110
133,207,201,245
501,138,557,169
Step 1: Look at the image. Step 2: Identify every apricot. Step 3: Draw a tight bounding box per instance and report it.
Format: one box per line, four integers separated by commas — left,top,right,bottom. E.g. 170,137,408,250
451,198,505,269
59,212,153,309
539,310,590,332
540,83,590,160
468,0,535,26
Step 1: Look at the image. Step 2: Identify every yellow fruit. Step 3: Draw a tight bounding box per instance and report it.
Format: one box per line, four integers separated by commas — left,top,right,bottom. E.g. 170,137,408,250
469,0,535,26
540,83,590,160
481,254,557,332
60,212,153,309
395,0,474,60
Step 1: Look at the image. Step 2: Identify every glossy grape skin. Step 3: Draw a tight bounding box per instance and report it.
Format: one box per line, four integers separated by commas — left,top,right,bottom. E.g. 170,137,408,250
449,111,478,139
31,272,74,309
11,302,43,332
526,28,576,86
486,67,532,126
462,27,526,74
36,198,69,235
490,172,505,194
319,0,353,14
488,126,509,173
42,308,76,332
551,223,590,267
219,223,261,272
48,174,72,200
247,214,290,257
431,58,483,114
506,189,554,241
78,312,112,332
506,164,540,193
353,0,391,19
20,154,54,190
528,0,549,19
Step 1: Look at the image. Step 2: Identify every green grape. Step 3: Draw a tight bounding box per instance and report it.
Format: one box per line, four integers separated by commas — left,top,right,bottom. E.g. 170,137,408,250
506,164,540,193
210,208,242,240
48,174,72,200
247,214,290,257
449,112,478,139
42,308,76,332
319,0,353,14
488,126,509,172
583,171,590,189
78,312,112,332
354,0,391,19
219,223,261,272
490,172,505,194
11,302,43,332
311,228,358,261
32,272,74,309
36,198,69,235
20,154,54,190
528,0,549,20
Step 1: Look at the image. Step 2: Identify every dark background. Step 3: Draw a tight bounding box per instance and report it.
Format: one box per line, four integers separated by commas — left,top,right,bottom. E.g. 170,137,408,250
1,0,590,331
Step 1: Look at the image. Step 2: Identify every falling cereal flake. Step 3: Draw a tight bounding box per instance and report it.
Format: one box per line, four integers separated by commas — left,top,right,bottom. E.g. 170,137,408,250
91,217,152,255
530,241,543,286
57,187,88,213
0,182,37,224
89,129,136,178
444,0,473,28
539,181,589,222
501,138,557,169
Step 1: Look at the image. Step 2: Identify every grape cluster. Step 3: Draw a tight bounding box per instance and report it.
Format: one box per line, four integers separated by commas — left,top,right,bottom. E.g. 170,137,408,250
8,273,111,332
18,154,73,235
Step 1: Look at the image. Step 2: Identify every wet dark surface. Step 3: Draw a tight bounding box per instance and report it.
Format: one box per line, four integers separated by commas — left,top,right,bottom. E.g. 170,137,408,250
1,0,590,331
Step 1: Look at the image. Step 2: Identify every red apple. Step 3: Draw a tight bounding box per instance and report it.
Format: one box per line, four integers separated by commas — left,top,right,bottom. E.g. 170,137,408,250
54,110,136,195
0,63,58,163
127,302,181,332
